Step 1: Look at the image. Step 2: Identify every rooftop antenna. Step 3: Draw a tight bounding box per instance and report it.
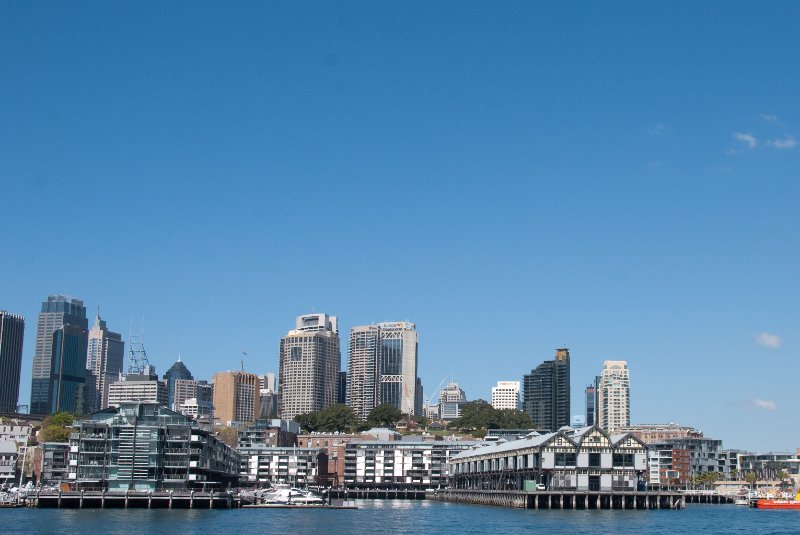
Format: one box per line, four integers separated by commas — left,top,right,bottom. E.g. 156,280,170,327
241,350,247,372
127,320,150,374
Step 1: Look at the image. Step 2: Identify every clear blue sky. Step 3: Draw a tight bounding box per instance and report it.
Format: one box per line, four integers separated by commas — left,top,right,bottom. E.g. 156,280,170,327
2,2,798,452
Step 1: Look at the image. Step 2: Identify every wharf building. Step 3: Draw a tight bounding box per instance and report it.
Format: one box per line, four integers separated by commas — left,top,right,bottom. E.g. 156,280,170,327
344,437,481,489
522,348,570,431
212,371,260,425
449,424,648,492
0,310,25,413
85,312,124,411
597,360,630,434
30,295,88,415
491,381,521,411
67,402,239,491
107,365,168,406
278,313,340,421
347,322,421,419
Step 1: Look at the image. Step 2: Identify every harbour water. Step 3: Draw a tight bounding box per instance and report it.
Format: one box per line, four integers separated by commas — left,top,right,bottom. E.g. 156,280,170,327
3,500,798,535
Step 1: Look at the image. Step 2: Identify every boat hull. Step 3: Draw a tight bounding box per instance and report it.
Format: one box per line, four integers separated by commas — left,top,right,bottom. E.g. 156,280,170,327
756,500,800,509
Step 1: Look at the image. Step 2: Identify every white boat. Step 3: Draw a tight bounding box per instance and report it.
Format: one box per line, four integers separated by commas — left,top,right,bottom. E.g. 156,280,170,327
260,485,325,505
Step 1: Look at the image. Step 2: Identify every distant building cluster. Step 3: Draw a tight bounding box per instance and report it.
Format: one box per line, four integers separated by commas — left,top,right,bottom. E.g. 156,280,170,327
1,294,798,493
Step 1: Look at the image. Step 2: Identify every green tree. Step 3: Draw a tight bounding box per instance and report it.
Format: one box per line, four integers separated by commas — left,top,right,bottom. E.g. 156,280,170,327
744,472,758,488
294,412,320,433
367,404,403,428
316,404,358,433
495,409,533,429
448,400,496,431
39,412,75,442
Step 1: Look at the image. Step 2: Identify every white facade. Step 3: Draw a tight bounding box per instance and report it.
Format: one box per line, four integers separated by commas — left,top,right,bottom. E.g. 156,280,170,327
107,379,168,406
491,381,521,410
598,360,630,434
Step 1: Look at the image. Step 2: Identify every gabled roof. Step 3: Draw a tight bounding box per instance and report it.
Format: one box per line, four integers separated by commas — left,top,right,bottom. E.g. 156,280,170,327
450,431,562,461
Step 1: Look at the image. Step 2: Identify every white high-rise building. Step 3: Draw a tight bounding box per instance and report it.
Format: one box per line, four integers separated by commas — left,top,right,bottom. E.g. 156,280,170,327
491,381,521,410
278,313,341,421
86,311,124,410
597,360,630,434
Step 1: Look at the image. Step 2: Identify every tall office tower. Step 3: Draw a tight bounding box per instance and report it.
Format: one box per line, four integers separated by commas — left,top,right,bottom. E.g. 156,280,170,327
378,322,418,416
213,370,261,424
0,311,25,413
347,322,420,418
347,325,380,420
585,384,597,426
278,313,340,421
30,295,88,415
258,373,276,392
491,381,521,410
85,312,124,411
522,348,570,431
50,324,89,414
597,360,630,434
163,356,193,410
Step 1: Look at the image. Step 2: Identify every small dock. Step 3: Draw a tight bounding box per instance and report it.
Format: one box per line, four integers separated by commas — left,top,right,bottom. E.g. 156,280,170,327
327,488,427,500
28,490,239,509
430,489,684,510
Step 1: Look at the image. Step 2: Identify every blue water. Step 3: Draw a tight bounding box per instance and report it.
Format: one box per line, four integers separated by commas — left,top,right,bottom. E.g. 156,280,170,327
2,501,798,535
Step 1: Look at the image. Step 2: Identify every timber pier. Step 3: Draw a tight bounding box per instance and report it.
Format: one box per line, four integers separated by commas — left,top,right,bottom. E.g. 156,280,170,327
28,490,239,509
430,489,685,510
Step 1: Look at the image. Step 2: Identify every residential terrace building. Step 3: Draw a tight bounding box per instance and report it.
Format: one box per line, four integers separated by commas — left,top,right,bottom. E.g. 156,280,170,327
344,439,481,489
449,425,647,492
67,402,239,491
615,423,703,444
237,446,327,487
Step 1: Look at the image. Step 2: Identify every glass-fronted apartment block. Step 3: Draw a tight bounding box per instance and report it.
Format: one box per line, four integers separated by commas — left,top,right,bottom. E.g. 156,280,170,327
67,402,239,491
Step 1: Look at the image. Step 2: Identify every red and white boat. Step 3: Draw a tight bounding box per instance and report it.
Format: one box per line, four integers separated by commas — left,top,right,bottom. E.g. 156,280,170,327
756,490,800,509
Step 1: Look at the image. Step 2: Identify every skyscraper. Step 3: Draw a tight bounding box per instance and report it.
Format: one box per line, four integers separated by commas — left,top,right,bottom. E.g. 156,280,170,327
30,295,88,415
377,322,419,416
163,356,193,410
522,348,570,431
347,325,380,420
491,381,521,411
598,360,630,434
278,313,340,421
0,311,25,413
346,322,420,419
50,324,89,414
213,370,260,424
585,383,597,427
86,311,124,411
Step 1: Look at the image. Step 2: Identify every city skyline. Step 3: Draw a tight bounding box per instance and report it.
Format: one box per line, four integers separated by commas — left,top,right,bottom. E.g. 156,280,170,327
1,3,798,452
